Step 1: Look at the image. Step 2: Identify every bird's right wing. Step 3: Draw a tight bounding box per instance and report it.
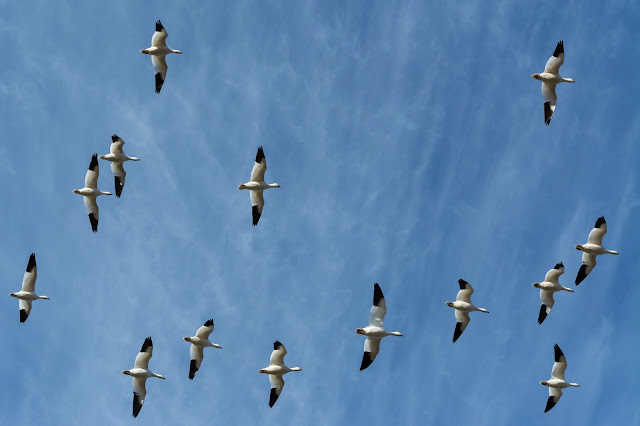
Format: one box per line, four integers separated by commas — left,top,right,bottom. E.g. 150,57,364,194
111,162,126,198
545,387,562,413
575,252,596,285
83,197,99,233
132,377,147,418
360,337,381,370
453,310,470,342
19,299,32,323
189,344,204,380
152,56,168,94
538,290,555,324
541,83,557,125
268,375,285,407
250,190,265,226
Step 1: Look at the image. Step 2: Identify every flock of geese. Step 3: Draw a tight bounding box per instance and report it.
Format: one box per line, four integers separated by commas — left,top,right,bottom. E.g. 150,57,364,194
7,20,618,419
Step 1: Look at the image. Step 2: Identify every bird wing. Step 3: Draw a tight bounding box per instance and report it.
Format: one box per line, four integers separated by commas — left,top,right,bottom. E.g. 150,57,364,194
250,190,265,226
368,283,386,327
538,290,554,324
151,20,168,47
586,226,606,246
360,337,381,370
19,299,32,323
110,135,124,154
21,253,37,292
84,154,99,188
575,252,596,285
132,377,147,418
268,375,285,407
543,266,564,283
189,344,204,380
456,279,474,304
545,387,562,413
541,83,557,125
152,56,168,94
83,197,99,232
453,310,470,342
250,146,267,182
544,41,565,74
195,322,214,339
134,337,153,370
551,344,567,380
269,345,287,367
111,162,126,198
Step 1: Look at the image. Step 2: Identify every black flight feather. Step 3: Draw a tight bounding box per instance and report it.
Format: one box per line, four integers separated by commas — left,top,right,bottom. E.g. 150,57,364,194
269,388,279,407
554,262,564,270
140,337,153,353
544,396,557,413
372,283,384,306
89,154,99,171
255,146,265,164
458,279,469,290
595,216,606,228
26,253,36,272
360,352,373,371
114,176,123,198
552,41,564,58
189,359,198,380
553,344,564,362
453,322,463,342
575,264,588,285
155,20,164,32
133,393,143,418
252,205,261,226
155,73,164,94
544,102,553,125
20,309,28,323
273,340,283,350
538,305,548,325
204,319,214,327
88,213,98,233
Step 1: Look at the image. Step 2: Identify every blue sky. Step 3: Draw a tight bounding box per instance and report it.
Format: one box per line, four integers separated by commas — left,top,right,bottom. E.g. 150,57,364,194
1,0,639,425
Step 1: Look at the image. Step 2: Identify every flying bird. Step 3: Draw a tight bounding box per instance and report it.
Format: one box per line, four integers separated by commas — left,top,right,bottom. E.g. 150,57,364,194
575,216,619,285
532,262,574,324
183,319,222,380
540,344,580,412
140,20,183,93
123,337,165,418
355,283,403,371
99,134,141,198
258,341,302,407
531,41,575,125
237,146,281,226
73,154,112,232
445,279,489,342
8,253,50,322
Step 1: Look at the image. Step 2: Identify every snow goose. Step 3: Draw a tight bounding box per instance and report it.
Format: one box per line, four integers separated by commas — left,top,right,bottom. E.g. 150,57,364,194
123,337,165,418
99,135,140,198
237,146,281,226
258,341,302,407
140,20,183,93
531,41,575,125
8,253,49,323
533,263,574,324
73,154,112,232
183,319,222,380
356,283,403,371
540,344,580,412
575,216,619,285
445,279,489,342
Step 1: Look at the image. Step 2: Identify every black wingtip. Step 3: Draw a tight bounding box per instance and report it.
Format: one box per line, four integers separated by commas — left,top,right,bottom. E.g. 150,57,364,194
133,393,143,418
111,134,120,143
575,264,588,286
26,253,36,272
89,153,99,171
544,102,552,125
20,309,28,323
458,279,468,290
155,20,164,32
552,40,564,58
269,388,279,407
155,73,164,94
204,319,214,327
360,352,373,371
553,343,564,362
544,395,557,413
252,205,261,226
554,262,564,270
273,340,283,350
372,283,384,306
88,213,98,233
538,305,548,325
114,176,123,198
453,322,463,342
141,336,153,353
189,359,198,380
595,216,606,228
255,146,265,163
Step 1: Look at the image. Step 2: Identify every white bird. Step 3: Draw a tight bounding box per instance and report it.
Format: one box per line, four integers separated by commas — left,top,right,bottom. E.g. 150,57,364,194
73,154,112,232
356,283,403,371
183,319,222,380
575,216,619,285
140,20,183,93
533,262,574,324
531,41,575,125
8,253,50,323
258,341,302,407
540,344,580,412
99,134,141,198
122,337,165,418
445,279,490,342
237,146,281,226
